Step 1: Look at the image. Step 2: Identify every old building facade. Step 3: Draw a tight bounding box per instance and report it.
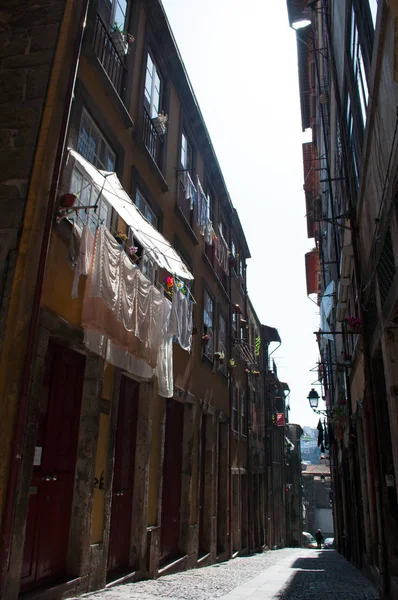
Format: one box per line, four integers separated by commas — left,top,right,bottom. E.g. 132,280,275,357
287,0,398,597
0,0,296,598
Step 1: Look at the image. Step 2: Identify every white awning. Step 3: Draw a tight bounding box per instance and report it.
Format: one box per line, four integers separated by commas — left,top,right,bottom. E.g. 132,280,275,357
67,149,194,281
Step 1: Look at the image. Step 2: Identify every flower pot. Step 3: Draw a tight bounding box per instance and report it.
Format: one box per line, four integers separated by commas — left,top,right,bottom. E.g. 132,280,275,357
152,116,167,136
61,193,77,208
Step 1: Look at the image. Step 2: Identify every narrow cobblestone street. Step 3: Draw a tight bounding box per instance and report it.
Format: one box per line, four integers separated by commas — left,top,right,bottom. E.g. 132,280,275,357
78,549,379,600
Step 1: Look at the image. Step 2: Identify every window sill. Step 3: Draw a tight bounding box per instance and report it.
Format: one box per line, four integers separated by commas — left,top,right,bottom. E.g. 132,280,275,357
83,44,135,131
174,203,199,245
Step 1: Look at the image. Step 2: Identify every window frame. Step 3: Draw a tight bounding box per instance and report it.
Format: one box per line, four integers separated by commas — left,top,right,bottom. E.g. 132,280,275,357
180,130,193,172
203,288,215,361
134,187,158,229
217,309,228,376
77,108,116,172
232,384,239,433
240,388,247,436
144,51,162,119
70,166,112,233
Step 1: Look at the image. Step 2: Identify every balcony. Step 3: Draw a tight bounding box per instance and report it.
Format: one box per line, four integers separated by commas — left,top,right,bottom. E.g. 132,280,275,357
142,107,164,169
93,14,127,96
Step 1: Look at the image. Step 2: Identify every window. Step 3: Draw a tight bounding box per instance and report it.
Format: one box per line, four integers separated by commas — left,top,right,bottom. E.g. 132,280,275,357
232,385,238,432
203,289,214,360
218,312,227,375
70,167,111,232
180,131,192,171
232,311,238,339
141,251,156,284
346,94,359,186
350,8,369,127
368,0,378,28
77,109,116,171
111,0,127,31
240,389,246,435
134,188,158,228
144,53,161,118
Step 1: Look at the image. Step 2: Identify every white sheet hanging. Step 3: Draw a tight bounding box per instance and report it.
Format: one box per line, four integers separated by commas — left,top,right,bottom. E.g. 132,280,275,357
156,334,174,398
72,225,94,299
82,226,172,368
68,149,193,281
83,329,155,381
320,280,335,347
168,285,193,352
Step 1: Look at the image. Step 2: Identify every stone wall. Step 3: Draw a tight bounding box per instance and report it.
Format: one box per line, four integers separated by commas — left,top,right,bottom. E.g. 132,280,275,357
0,0,66,352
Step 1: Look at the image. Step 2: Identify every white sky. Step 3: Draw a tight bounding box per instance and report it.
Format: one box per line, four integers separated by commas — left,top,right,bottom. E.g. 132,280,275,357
161,0,321,427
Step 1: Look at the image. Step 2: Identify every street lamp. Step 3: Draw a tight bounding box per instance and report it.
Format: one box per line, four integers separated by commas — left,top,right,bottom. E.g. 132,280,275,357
307,388,329,416
308,388,320,409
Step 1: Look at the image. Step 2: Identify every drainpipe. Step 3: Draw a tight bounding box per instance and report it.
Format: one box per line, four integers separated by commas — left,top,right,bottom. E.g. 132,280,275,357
0,0,89,593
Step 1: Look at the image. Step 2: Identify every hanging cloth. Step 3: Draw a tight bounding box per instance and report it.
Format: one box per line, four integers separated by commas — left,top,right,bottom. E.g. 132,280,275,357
217,226,229,274
168,284,193,352
82,226,171,368
71,224,95,299
184,171,197,210
196,176,208,235
156,334,174,398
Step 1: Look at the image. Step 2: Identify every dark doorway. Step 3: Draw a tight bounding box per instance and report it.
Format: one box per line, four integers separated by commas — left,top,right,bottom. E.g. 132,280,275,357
160,399,184,564
21,343,85,591
107,376,139,577
199,414,207,555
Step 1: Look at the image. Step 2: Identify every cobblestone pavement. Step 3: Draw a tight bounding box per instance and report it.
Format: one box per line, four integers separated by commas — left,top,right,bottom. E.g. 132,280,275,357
78,549,379,600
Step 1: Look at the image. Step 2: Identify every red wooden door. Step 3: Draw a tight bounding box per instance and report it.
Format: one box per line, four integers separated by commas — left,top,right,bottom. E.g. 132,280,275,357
21,343,85,590
107,376,139,576
160,400,184,563
199,415,207,554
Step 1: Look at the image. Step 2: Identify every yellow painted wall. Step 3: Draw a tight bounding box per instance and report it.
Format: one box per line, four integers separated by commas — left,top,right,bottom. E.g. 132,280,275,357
91,363,114,544
41,231,83,326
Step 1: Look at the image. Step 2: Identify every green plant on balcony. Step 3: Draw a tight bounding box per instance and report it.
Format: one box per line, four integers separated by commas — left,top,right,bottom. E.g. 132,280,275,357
111,24,135,56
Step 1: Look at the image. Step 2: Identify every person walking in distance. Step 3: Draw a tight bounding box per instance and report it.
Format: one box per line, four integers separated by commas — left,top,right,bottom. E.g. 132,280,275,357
315,529,323,549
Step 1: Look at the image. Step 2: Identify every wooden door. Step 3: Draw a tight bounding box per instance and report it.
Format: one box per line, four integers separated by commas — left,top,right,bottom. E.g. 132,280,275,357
107,376,139,576
21,343,85,590
199,415,207,554
160,399,184,563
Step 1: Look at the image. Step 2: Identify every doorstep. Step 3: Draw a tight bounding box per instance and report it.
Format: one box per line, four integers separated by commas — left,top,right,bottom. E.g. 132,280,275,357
19,577,82,600
158,555,188,576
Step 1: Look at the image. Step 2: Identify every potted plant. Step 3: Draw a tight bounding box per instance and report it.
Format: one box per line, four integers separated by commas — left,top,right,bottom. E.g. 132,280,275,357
152,111,168,136
202,328,212,345
229,358,236,369
61,192,78,208
252,370,260,378
214,351,225,364
115,231,128,245
111,24,135,56
346,316,361,333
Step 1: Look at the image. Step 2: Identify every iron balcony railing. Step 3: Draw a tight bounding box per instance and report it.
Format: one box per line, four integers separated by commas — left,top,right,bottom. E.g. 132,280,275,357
142,107,163,168
93,13,127,95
